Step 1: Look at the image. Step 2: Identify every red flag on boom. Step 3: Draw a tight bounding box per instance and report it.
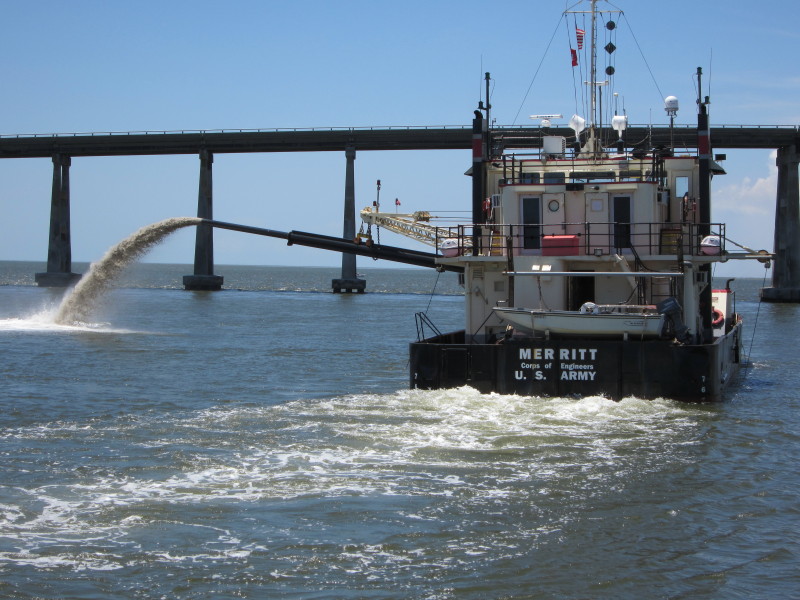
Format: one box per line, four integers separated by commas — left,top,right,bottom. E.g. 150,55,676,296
571,49,578,67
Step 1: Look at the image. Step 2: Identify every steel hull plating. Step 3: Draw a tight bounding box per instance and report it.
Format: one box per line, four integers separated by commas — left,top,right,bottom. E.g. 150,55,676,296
410,322,743,401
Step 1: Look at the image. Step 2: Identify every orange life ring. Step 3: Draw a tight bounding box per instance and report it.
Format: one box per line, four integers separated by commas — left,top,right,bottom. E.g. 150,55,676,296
712,309,724,328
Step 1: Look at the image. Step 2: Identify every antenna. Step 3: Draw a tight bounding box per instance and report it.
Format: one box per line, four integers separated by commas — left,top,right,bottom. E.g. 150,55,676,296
564,0,621,157
529,114,563,128
478,72,492,123
664,95,679,151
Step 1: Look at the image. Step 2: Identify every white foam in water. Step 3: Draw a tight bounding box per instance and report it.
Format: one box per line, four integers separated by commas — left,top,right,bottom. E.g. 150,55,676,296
0,217,200,331
0,306,130,333
0,387,705,573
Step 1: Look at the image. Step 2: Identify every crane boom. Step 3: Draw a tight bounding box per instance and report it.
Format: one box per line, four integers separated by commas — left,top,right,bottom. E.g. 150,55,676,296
360,207,452,248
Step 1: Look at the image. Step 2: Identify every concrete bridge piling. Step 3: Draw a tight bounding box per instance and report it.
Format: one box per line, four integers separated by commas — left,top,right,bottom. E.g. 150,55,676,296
761,144,800,302
332,146,366,293
34,154,81,287
183,150,224,291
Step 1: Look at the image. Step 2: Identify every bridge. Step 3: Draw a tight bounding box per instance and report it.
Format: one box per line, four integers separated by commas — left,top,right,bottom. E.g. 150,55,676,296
2,125,799,298
1,124,798,157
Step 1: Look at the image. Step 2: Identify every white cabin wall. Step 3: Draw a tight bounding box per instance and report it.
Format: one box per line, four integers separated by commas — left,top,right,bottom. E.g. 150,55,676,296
591,276,636,304
542,193,565,236
493,159,702,260
564,190,585,235
583,192,609,251
626,184,658,254
501,187,520,226
464,262,511,342
509,256,566,310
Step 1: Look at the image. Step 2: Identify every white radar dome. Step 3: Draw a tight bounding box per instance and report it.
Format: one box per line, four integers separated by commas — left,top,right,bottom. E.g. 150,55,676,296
664,95,679,116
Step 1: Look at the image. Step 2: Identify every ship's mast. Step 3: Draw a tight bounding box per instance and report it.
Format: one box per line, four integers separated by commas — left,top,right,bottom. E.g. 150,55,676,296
588,0,598,150
566,0,619,156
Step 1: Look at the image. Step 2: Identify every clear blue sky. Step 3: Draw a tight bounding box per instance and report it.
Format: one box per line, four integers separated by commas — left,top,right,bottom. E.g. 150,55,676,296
1,0,797,277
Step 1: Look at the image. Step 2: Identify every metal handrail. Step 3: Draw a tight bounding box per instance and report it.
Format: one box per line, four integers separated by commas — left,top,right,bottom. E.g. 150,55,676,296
433,221,726,258
415,312,443,342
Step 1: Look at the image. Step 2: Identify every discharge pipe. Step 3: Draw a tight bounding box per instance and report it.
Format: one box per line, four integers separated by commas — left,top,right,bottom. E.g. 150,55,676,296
201,219,464,273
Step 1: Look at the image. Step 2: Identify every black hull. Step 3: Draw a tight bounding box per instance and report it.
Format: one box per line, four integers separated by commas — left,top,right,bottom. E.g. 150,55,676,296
410,322,743,402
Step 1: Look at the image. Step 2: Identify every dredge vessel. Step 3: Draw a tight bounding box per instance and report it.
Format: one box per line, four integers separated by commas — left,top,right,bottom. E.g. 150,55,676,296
209,0,770,401
359,0,769,400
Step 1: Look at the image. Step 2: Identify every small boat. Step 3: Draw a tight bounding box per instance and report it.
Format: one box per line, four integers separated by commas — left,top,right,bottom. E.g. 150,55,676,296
494,304,665,338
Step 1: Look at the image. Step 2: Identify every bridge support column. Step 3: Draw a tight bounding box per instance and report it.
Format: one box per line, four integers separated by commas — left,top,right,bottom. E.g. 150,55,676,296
332,145,365,293
184,150,223,290
761,144,800,302
35,154,81,287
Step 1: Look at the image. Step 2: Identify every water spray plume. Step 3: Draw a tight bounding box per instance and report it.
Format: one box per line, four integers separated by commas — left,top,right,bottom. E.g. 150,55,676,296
55,217,202,325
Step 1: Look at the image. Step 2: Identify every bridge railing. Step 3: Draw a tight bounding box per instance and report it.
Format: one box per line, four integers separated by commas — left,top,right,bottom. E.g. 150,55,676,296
0,124,473,139
2,123,796,139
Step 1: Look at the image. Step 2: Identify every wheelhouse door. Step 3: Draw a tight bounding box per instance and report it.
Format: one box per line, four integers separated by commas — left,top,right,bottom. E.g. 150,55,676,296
542,193,565,236
612,195,633,252
520,195,541,254
584,192,609,253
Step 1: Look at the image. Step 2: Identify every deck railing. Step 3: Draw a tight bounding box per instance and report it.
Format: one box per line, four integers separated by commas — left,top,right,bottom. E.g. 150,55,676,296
433,222,725,259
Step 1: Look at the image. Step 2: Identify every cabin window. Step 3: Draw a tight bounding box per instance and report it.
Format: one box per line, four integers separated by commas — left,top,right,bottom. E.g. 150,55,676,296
521,196,542,250
675,176,689,203
543,172,565,184
620,170,643,180
612,195,632,250
519,172,540,184
570,171,615,182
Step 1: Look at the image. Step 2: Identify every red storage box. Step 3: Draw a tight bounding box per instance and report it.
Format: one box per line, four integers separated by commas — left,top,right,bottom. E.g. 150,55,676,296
542,235,580,256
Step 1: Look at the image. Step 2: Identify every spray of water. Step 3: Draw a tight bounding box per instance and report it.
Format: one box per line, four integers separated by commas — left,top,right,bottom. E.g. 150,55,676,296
55,217,202,325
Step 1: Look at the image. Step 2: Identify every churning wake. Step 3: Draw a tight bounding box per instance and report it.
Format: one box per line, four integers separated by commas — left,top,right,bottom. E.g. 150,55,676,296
55,217,201,324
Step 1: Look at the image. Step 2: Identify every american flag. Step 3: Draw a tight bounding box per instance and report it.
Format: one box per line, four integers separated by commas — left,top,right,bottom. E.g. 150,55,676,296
576,27,585,50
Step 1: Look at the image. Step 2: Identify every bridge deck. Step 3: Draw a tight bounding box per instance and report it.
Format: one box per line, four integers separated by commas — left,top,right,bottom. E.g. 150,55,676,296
0,125,797,158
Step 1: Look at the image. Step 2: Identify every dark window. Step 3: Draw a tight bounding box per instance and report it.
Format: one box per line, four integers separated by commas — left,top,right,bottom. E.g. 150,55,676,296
568,274,596,311
522,196,541,249
613,196,632,249
569,171,615,182
543,172,565,184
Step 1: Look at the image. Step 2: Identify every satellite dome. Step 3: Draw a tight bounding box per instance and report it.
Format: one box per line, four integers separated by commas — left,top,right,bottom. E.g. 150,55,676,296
664,96,679,116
